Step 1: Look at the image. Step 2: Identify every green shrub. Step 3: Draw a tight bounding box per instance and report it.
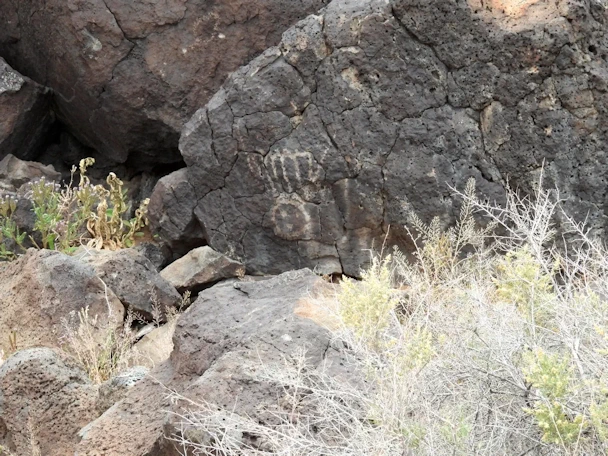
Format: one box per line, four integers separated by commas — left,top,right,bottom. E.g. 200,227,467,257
338,255,399,345
0,158,149,259
0,195,26,260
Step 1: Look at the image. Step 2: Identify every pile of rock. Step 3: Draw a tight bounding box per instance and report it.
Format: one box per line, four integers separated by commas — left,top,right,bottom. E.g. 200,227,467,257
1,0,608,454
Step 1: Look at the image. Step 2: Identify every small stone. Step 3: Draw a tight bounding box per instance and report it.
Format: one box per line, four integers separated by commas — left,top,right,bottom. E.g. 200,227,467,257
160,246,245,293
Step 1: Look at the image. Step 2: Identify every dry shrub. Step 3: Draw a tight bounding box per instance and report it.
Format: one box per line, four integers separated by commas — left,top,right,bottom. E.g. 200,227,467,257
60,306,139,384
172,175,608,455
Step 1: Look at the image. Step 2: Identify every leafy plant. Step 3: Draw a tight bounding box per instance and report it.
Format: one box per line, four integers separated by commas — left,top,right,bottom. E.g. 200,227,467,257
0,195,26,260
86,171,149,250
0,158,150,260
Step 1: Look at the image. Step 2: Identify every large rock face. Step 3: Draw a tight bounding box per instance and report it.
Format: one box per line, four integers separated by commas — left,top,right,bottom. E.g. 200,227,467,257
0,0,329,168
157,0,608,276
74,269,352,455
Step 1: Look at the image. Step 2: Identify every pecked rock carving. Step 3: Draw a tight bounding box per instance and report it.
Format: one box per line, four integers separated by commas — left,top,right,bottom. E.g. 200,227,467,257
150,0,608,276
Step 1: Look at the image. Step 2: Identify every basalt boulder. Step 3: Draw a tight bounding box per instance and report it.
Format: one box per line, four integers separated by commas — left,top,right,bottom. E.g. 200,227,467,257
0,0,330,170
74,248,181,322
0,58,53,161
159,246,245,293
74,269,352,456
0,348,99,456
156,0,608,276
0,154,61,191
0,249,125,353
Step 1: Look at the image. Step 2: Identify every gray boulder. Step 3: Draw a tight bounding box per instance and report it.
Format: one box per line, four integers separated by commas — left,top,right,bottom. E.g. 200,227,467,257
0,348,99,456
133,322,177,368
147,168,206,259
0,154,61,190
96,366,149,414
154,0,608,276
74,248,182,321
133,242,171,272
0,58,53,161
74,269,355,455
0,249,125,352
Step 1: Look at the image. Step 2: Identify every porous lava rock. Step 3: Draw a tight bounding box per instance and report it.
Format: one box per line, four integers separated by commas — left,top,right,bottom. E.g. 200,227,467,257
0,348,99,456
0,0,330,169
157,0,608,276
0,249,125,352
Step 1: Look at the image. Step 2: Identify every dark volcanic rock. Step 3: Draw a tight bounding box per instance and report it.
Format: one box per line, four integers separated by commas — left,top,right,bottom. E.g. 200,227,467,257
158,0,608,276
74,248,181,321
0,154,61,190
74,269,351,456
160,245,245,293
0,58,53,161
147,168,206,259
0,0,330,169
0,249,125,352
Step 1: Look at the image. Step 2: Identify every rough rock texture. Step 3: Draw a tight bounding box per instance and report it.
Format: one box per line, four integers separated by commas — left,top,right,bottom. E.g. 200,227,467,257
147,168,206,259
133,241,171,271
155,0,608,276
74,248,181,321
0,348,99,456
0,0,330,168
0,58,53,161
74,269,354,455
0,154,61,190
160,246,245,293
96,366,149,414
0,249,125,352
134,321,177,367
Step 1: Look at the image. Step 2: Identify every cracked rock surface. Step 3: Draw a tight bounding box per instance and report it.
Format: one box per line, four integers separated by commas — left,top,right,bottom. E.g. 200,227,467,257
0,0,329,168
161,0,608,276
75,269,353,456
